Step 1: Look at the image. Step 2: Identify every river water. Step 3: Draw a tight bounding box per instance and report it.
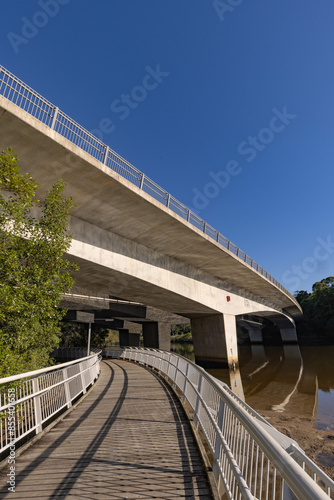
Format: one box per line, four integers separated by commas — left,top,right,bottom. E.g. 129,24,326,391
171,343,334,431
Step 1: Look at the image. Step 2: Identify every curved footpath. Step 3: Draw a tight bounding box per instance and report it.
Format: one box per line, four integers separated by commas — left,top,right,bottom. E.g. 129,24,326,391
0,360,213,499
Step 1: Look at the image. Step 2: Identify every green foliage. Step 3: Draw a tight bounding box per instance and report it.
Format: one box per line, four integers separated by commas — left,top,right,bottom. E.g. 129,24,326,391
0,148,77,377
59,322,113,349
295,277,334,339
171,324,192,343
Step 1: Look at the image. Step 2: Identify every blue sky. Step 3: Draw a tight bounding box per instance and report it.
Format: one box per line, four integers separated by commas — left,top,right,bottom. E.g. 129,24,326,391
1,0,334,293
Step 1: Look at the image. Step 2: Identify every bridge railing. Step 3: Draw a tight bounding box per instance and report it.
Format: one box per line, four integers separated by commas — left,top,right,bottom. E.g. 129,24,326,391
0,352,101,456
0,65,296,303
107,347,334,500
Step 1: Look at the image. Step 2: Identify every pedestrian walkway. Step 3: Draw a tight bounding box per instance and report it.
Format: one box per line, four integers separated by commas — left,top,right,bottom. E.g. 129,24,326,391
0,360,213,499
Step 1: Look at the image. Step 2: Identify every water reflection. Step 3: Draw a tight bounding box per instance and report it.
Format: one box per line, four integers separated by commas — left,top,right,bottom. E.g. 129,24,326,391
172,342,334,430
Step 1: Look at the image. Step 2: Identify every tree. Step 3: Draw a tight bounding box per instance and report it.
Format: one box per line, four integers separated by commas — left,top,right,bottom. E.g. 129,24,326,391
295,277,334,341
59,322,113,349
0,148,77,377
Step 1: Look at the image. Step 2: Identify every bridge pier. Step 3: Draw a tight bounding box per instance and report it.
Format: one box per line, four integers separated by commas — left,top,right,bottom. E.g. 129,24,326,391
119,329,140,347
142,321,171,351
191,313,239,370
271,316,298,342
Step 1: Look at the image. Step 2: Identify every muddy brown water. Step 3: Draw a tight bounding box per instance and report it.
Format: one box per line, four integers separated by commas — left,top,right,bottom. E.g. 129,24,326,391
172,343,334,430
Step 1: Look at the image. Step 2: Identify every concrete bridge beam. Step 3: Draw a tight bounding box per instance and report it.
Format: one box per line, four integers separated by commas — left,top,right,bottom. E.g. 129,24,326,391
142,322,171,351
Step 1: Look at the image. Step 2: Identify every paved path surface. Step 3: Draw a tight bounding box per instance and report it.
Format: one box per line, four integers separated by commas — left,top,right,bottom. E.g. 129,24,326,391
0,360,213,499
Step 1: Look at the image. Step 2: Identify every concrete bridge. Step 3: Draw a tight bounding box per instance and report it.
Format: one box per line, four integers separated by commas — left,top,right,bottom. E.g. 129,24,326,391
0,65,302,369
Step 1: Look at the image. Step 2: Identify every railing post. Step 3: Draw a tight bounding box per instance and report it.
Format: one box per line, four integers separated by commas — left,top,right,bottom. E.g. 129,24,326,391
79,362,87,395
104,145,109,165
63,368,72,409
203,221,206,233
139,173,145,189
50,106,59,130
187,209,191,221
212,399,225,490
32,378,43,435
173,356,180,388
193,374,203,429
182,363,189,403
166,193,170,208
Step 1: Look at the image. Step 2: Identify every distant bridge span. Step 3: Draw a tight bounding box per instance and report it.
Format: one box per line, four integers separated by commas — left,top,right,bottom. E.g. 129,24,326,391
0,66,301,368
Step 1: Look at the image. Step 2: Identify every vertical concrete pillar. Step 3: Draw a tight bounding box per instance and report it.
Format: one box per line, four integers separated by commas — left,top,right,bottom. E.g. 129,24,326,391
280,327,298,342
191,314,244,399
119,329,130,347
272,317,298,342
223,314,239,371
191,313,239,369
119,330,141,347
191,315,227,367
129,333,140,347
142,322,171,351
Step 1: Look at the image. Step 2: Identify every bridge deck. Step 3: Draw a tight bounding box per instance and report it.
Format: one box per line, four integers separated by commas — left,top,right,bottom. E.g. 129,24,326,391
0,360,213,499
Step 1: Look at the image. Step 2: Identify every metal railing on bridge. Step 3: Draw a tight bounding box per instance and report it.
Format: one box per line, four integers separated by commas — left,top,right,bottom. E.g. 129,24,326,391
0,65,295,303
105,347,334,500
0,352,101,456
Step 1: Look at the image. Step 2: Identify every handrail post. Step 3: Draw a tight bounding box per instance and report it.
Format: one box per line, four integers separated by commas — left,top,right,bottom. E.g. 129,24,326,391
104,145,109,165
166,193,170,208
187,209,191,221
182,363,189,403
32,377,43,434
79,362,87,395
63,368,72,409
193,374,203,429
50,106,59,130
173,356,180,389
139,173,145,189
212,399,225,489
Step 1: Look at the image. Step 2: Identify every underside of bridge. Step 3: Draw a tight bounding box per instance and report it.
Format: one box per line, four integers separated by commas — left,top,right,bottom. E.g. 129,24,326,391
0,94,302,373
60,290,299,370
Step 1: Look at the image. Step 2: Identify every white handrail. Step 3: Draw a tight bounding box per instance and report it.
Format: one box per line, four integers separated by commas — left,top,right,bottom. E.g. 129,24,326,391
109,347,334,500
0,352,101,454
0,352,99,385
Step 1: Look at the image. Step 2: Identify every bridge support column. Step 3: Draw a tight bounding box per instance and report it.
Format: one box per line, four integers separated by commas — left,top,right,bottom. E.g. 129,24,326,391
142,322,170,351
272,317,298,342
119,329,130,347
191,314,239,369
191,315,227,367
280,326,298,342
191,314,244,398
119,330,141,347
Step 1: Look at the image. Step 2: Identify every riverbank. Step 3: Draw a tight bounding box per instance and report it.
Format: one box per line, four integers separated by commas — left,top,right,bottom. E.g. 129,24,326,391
260,409,334,480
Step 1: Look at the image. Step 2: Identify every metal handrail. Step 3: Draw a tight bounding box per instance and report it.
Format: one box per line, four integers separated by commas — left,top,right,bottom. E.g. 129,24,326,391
110,347,334,500
0,352,101,454
0,65,297,304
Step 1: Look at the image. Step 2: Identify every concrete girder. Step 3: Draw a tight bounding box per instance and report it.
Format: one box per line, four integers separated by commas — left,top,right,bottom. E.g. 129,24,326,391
0,96,301,365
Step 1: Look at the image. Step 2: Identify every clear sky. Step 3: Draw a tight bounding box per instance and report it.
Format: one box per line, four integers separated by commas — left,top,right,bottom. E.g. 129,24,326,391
1,0,334,294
